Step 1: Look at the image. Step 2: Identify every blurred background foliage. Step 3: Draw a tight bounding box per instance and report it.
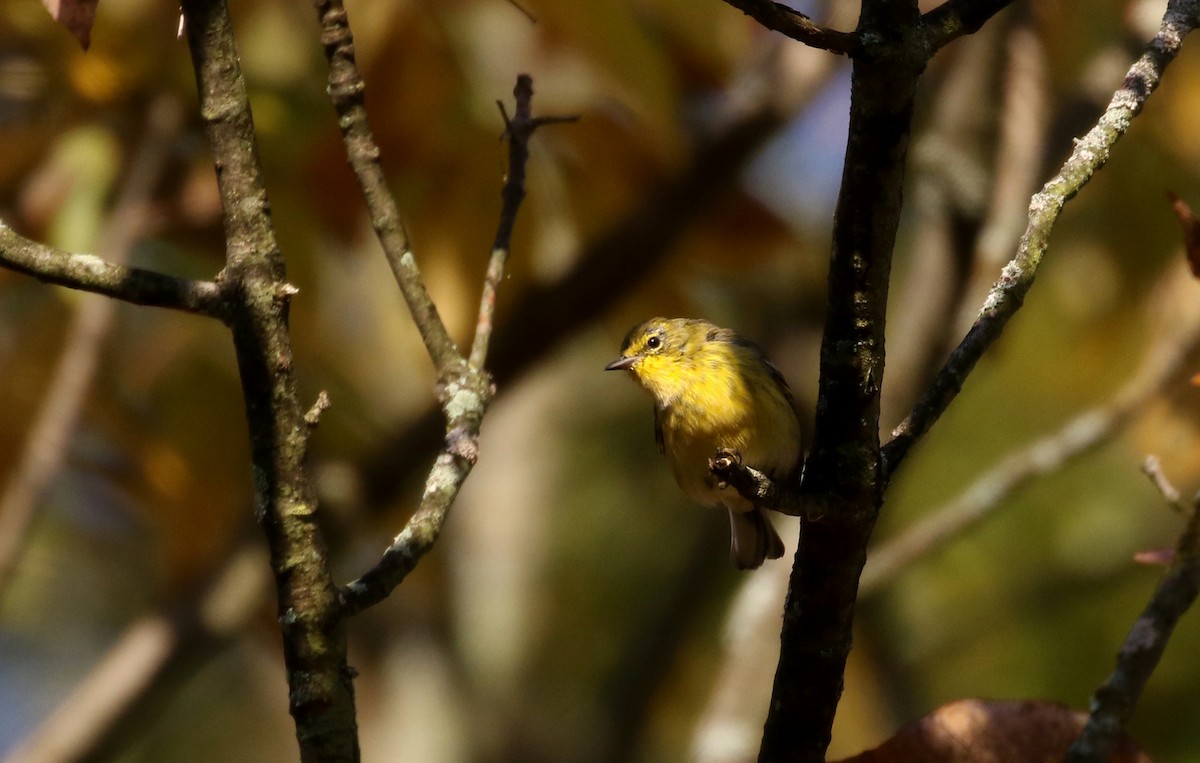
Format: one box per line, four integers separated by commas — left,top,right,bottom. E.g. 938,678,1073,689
2,0,1200,761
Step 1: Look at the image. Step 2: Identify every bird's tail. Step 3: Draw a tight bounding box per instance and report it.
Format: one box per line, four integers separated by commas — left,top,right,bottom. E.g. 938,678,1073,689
727,507,785,570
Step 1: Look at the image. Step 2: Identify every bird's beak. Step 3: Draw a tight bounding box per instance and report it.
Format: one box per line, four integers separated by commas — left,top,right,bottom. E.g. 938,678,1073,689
605,355,637,371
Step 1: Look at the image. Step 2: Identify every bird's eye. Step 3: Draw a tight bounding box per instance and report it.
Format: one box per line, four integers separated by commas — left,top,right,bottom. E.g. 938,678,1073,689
646,335,662,350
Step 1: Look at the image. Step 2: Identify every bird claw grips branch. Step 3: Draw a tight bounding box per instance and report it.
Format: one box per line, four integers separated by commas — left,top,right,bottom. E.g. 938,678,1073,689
709,447,804,517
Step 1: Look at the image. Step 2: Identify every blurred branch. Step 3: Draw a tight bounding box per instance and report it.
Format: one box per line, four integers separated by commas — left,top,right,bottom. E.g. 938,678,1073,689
0,98,182,602
1065,476,1200,763
3,543,270,763
336,74,565,616
0,226,225,317
312,0,458,373
180,0,357,758
862,284,1200,594
922,0,1017,53
692,559,791,763
1142,455,1185,514
884,0,1200,480
718,0,859,55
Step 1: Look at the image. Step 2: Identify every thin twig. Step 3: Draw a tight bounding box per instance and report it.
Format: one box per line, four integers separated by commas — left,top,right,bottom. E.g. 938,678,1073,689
1065,481,1200,763
311,0,460,373
922,0,1017,53
340,76,566,616
884,0,1200,480
0,98,183,601
1142,455,1185,514
719,0,860,56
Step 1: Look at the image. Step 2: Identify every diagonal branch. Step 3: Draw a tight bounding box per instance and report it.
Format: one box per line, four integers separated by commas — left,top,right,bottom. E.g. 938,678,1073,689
719,0,860,55
922,0,1017,53
862,279,1200,595
883,0,1200,480
470,76,578,371
1065,476,1200,763
339,76,566,617
312,0,459,373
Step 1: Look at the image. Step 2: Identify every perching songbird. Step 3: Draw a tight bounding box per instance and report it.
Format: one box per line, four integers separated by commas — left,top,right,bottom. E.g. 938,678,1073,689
605,317,802,569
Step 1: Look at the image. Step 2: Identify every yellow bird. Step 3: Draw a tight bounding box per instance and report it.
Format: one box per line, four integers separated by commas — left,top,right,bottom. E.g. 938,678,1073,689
606,317,802,569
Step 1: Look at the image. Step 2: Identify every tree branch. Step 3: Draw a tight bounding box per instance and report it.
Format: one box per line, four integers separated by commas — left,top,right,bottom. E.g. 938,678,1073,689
1065,477,1200,763
181,0,357,759
922,0,1017,53
862,279,1200,595
758,0,927,758
719,0,860,56
312,0,459,373
470,76,579,371
883,0,1200,480
0,224,225,318
339,76,567,617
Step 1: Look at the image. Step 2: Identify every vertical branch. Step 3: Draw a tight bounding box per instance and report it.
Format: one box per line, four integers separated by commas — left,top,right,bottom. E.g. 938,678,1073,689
759,3,926,759
470,76,578,370
338,76,573,616
180,0,358,759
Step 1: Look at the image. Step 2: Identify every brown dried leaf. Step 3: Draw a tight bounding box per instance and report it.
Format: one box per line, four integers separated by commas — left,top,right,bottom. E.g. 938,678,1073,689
41,0,100,50
1167,191,1200,279
833,699,1150,763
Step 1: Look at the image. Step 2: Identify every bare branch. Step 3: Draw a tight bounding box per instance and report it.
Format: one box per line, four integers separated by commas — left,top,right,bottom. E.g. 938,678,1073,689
340,73,561,615
1143,455,1185,514
720,0,859,56
884,0,1200,479
312,0,460,373
0,225,225,318
469,74,578,371
1065,483,1200,763
864,274,1200,595
759,1,926,757
0,98,183,601
922,0,1017,53
181,0,357,757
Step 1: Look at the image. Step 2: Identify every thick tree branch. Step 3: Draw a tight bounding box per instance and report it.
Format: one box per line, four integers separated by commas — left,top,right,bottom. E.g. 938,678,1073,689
719,0,860,55
883,0,1200,480
181,0,358,759
0,224,225,318
470,76,579,371
758,0,926,759
1065,477,1200,763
